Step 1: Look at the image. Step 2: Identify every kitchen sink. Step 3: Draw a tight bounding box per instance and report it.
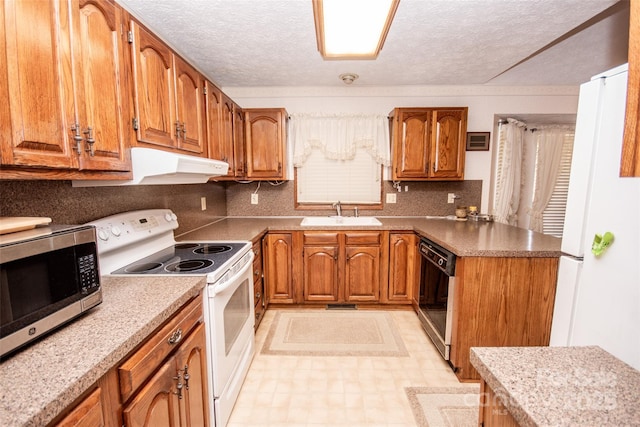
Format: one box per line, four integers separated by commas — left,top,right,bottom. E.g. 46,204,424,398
300,216,382,226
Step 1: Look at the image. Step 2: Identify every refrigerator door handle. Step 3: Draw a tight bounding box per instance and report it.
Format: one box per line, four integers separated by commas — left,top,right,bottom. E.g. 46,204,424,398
550,256,583,346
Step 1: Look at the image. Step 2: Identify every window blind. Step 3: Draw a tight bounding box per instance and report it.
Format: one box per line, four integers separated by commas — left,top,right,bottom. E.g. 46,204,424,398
296,149,381,204
542,132,575,237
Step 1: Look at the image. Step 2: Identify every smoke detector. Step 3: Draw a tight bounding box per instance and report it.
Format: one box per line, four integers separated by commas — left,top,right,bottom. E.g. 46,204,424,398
339,73,359,84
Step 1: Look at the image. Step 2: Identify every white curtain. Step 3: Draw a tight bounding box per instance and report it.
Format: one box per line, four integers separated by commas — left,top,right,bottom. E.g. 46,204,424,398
290,113,391,167
528,128,567,232
493,118,525,225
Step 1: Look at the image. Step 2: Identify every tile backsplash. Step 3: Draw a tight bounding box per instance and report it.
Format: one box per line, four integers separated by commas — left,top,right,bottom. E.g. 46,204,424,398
226,180,482,217
0,180,227,234
1,179,481,235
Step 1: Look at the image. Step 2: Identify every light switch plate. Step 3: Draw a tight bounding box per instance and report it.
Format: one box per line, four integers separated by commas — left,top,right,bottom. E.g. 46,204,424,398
386,193,397,204
200,197,207,211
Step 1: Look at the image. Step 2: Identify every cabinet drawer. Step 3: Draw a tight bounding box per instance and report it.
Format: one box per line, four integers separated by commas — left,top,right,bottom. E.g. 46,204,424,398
118,296,202,402
345,232,381,245
253,259,263,284
252,240,263,264
303,232,339,245
254,279,263,306
254,288,265,328
55,388,104,427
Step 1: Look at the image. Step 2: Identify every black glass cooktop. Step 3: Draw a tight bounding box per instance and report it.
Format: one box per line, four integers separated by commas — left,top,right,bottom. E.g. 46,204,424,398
111,242,246,275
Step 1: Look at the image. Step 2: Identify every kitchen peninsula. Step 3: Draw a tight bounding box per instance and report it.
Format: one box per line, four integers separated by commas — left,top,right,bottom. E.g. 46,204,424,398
471,346,640,426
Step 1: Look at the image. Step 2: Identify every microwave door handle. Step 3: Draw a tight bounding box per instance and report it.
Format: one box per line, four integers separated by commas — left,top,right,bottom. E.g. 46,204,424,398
208,253,254,297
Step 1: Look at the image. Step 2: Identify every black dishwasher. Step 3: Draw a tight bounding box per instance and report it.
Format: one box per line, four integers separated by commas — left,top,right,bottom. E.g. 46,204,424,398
416,237,456,360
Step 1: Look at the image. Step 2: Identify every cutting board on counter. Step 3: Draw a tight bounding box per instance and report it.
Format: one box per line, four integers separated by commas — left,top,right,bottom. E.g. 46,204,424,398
0,217,52,235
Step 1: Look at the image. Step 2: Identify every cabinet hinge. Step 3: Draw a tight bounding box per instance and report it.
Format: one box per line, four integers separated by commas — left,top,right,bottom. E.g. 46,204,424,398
127,30,133,43
203,86,208,95
132,117,139,130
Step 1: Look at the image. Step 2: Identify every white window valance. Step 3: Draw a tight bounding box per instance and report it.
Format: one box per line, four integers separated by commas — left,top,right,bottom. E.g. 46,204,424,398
291,113,391,167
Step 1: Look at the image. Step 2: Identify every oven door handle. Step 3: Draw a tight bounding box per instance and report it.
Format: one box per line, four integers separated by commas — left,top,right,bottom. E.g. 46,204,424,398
208,252,254,297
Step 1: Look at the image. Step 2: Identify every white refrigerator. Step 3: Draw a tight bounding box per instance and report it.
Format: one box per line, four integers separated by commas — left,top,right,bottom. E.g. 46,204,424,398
550,64,640,371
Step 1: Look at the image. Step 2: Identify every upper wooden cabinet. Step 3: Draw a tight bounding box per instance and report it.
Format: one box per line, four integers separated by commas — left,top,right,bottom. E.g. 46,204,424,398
1,0,130,172
205,82,235,177
244,108,288,180
389,107,467,181
129,21,205,156
233,103,246,177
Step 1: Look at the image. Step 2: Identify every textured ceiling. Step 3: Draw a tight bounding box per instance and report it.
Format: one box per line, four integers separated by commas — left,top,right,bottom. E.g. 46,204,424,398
117,0,629,88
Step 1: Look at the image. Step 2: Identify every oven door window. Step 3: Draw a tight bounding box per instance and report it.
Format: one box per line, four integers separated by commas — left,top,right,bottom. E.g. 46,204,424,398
0,246,84,338
223,277,250,355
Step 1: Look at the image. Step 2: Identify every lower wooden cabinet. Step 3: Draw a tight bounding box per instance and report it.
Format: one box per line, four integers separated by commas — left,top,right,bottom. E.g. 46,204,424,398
51,296,209,427
123,323,209,427
387,233,418,304
252,237,265,329
263,232,297,304
450,257,559,381
479,380,520,427
56,388,105,427
301,231,387,303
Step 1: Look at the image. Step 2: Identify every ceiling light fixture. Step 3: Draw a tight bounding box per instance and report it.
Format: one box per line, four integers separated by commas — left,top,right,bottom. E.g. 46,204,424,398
313,0,399,60
339,73,359,84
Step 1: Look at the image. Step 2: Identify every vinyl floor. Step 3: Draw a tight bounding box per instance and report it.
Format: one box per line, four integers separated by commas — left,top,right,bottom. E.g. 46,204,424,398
227,308,463,426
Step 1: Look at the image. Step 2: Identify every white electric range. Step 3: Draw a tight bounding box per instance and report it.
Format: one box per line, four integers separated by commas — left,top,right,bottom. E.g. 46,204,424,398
88,209,254,427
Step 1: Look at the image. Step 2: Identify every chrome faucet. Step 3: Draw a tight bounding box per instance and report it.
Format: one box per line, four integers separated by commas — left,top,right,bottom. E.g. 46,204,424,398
332,201,342,217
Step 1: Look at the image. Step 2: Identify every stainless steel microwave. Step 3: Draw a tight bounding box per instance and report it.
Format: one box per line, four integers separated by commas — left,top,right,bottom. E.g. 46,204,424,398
0,224,102,358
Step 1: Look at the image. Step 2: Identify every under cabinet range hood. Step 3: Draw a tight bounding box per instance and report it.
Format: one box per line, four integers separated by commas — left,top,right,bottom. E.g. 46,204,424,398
72,147,229,187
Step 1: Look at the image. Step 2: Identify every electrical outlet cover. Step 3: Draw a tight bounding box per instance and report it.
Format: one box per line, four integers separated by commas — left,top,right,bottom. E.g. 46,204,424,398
386,193,397,204
251,193,259,204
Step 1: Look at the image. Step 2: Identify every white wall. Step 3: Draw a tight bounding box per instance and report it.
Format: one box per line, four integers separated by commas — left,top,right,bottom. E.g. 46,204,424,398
225,85,579,213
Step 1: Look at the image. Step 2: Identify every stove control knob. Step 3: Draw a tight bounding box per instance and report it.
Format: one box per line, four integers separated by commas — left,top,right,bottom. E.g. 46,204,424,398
97,230,109,241
111,226,122,237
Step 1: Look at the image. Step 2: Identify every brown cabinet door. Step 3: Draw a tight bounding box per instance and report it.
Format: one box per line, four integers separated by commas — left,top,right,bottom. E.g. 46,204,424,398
205,81,234,170
2,0,77,168
345,245,380,302
244,108,286,179
213,93,235,177
174,56,205,155
73,0,130,171
388,233,417,303
130,21,176,149
303,245,339,302
232,103,245,177
263,233,295,303
430,108,467,180
122,358,181,427
392,109,430,180
174,324,209,427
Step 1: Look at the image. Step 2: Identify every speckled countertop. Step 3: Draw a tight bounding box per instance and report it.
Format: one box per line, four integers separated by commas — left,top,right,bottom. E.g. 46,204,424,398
178,216,562,257
0,275,206,427
471,346,640,426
